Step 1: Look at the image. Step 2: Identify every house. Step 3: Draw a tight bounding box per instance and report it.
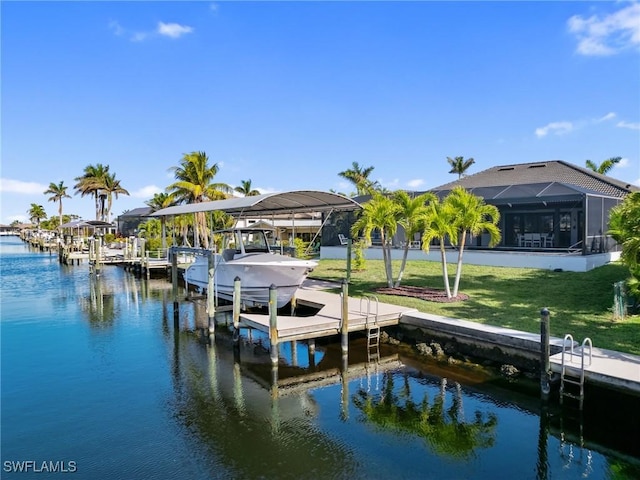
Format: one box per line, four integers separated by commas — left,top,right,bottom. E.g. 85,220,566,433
321,160,637,271
116,207,153,237
429,160,637,255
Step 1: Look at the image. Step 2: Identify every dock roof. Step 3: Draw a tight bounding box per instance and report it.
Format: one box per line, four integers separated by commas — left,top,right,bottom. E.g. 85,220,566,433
149,190,362,218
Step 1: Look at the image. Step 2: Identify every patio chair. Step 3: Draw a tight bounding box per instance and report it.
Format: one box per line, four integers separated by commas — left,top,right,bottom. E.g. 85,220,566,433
338,234,349,245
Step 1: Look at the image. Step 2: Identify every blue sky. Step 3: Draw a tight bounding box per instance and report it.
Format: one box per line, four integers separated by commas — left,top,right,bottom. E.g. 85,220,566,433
2,1,639,224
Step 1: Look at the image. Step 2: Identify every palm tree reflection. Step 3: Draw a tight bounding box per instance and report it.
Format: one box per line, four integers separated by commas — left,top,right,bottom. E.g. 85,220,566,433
353,372,497,459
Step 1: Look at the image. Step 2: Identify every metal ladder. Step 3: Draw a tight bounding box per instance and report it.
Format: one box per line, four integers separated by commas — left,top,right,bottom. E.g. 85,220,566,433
360,295,380,351
560,334,593,410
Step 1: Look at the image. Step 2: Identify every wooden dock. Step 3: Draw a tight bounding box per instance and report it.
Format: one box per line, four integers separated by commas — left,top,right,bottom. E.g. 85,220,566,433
239,285,417,343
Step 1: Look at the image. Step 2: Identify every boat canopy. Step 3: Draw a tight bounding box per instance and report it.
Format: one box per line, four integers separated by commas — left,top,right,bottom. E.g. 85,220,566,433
149,190,362,218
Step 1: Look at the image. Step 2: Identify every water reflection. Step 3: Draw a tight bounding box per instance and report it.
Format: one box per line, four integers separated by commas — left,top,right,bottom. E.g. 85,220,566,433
76,268,640,479
353,373,497,459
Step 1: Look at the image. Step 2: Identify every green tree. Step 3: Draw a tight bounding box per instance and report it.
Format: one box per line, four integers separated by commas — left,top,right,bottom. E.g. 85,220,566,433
102,172,129,223
27,203,47,231
351,193,400,287
74,163,110,220
447,156,475,179
445,187,501,298
235,179,261,197
338,162,380,196
585,156,622,175
44,181,71,231
608,191,640,300
146,192,177,211
166,151,232,248
393,190,437,287
421,197,458,298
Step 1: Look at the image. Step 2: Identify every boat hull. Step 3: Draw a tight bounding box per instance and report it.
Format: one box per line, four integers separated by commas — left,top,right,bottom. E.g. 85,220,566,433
184,253,317,308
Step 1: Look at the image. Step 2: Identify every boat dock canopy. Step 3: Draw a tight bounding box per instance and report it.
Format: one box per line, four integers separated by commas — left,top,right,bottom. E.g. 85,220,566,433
149,190,362,218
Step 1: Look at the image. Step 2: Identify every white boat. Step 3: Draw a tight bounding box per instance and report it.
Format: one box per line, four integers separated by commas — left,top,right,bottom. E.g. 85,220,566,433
183,228,318,308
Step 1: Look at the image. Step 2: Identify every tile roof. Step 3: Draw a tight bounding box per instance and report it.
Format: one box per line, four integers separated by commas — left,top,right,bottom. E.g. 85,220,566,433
432,160,638,198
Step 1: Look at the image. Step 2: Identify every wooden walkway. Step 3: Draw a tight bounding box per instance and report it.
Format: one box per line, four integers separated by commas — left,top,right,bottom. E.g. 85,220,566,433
549,346,640,395
239,283,417,343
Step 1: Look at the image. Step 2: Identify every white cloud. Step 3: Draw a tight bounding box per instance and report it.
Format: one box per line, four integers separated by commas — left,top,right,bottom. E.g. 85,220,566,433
535,121,574,138
598,112,616,122
157,22,194,39
7,214,28,223
131,32,149,42
210,3,219,12
132,185,163,199
617,157,630,168
0,178,47,194
568,3,640,56
108,20,124,36
407,179,425,188
617,120,640,130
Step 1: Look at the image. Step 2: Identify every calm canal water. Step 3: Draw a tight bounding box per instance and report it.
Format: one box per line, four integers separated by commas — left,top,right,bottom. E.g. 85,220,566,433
1,235,639,479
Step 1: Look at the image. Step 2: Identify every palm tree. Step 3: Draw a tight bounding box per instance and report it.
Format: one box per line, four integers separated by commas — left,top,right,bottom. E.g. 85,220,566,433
393,191,437,287
145,192,176,212
351,193,400,287
585,156,622,175
234,179,261,197
445,187,501,298
166,151,232,248
27,204,47,231
421,197,458,298
338,162,379,196
447,156,475,179
608,191,640,300
74,163,110,220
44,181,71,231
102,172,129,223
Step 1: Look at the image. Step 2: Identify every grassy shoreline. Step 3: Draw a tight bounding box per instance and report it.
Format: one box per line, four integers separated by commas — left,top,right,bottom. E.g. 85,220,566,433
308,259,640,356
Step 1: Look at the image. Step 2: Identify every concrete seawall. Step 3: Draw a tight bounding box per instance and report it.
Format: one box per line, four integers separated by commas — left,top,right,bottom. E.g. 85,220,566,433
398,311,566,372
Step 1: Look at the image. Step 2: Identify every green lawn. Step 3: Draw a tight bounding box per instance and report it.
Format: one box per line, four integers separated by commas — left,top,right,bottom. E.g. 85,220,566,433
309,259,640,355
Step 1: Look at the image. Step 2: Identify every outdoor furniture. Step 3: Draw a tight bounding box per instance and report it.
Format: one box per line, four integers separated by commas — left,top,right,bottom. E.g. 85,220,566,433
531,233,542,248
338,234,349,245
544,234,554,248
523,233,533,247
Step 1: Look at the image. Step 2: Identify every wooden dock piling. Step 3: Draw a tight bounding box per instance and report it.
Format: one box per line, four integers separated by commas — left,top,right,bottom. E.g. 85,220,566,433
540,307,551,400
341,279,349,355
269,285,279,365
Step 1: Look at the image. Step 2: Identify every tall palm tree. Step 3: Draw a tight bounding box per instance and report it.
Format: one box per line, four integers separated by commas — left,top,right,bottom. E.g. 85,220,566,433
74,163,110,220
351,193,400,287
234,179,261,197
338,162,379,196
27,203,47,231
101,172,129,223
447,156,475,179
585,156,622,175
166,151,232,248
421,197,458,298
445,187,501,298
393,190,437,287
44,181,71,231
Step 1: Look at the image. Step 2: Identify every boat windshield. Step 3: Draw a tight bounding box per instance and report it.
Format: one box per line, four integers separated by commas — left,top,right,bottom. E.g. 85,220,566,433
237,230,270,253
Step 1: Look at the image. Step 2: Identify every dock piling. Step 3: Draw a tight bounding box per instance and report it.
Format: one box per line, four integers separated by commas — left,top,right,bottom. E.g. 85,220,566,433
207,251,216,335
269,284,279,365
341,278,349,355
540,307,551,400
233,276,241,346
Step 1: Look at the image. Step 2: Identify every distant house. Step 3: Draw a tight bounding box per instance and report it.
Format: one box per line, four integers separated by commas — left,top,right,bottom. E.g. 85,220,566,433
116,207,153,237
429,160,638,255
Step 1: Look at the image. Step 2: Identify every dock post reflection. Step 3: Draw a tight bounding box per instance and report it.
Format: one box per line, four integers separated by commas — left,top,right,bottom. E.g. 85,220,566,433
340,352,349,421
308,339,316,369
271,364,280,435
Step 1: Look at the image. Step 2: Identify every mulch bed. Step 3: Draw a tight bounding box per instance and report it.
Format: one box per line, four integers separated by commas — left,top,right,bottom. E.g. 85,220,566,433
376,285,469,303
